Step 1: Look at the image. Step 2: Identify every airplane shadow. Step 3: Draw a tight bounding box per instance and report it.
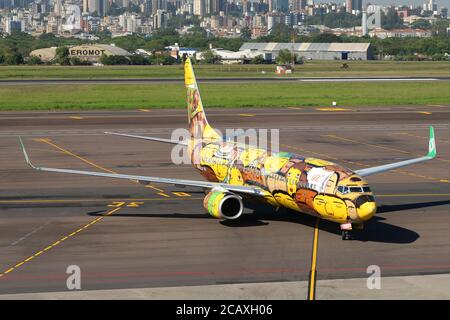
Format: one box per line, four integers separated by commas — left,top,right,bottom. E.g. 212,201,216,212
237,207,419,244
377,199,450,213
87,197,450,244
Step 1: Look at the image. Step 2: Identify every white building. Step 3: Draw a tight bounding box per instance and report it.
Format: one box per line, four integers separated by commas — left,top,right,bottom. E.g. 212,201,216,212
194,0,205,16
5,17,25,34
239,42,374,60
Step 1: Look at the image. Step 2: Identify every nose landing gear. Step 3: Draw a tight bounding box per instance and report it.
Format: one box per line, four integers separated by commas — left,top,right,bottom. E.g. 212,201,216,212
342,230,354,240
340,222,363,240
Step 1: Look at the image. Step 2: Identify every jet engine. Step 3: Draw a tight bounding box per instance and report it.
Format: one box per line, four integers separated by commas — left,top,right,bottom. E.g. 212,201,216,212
203,190,243,220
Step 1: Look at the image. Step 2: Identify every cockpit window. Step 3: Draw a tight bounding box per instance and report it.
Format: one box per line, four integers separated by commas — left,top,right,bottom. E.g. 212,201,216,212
338,186,372,194
337,186,349,194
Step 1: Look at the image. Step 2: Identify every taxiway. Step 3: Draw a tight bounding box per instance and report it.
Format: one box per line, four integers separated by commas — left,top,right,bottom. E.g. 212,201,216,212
1,105,450,297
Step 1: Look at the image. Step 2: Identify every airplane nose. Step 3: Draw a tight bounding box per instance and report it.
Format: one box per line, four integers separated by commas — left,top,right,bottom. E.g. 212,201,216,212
357,201,377,221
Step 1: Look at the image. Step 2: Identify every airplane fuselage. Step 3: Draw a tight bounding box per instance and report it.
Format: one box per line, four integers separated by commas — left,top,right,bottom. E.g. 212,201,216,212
192,140,377,225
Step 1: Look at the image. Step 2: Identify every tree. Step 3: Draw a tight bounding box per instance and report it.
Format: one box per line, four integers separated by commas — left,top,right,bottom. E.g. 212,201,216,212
143,40,165,52
276,49,292,64
383,7,404,30
100,54,130,65
5,52,24,65
70,57,91,65
310,32,342,43
129,54,150,65
56,46,69,58
251,55,265,64
267,24,292,42
210,37,243,51
27,55,43,65
201,49,216,64
240,27,252,41
432,19,450,36
55,46,70,65
108,35,147,52
149,53,177,65
411,19,431,30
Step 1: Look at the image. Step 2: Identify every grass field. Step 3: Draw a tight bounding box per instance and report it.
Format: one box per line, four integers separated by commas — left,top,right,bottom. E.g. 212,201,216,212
1,61,450,79
1,81,449,110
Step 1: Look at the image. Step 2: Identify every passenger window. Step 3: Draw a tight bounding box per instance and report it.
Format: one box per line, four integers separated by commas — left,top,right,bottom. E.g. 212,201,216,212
362,187,371,193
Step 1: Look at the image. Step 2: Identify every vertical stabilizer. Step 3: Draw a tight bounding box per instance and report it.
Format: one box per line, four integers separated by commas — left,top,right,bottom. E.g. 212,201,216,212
184,57,219,142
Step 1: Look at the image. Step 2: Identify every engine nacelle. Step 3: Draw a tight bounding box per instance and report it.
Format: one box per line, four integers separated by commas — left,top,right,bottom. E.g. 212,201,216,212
203,191,243,220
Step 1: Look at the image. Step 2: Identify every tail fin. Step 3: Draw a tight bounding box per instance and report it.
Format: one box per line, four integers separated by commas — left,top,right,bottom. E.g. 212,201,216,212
184,58,219,142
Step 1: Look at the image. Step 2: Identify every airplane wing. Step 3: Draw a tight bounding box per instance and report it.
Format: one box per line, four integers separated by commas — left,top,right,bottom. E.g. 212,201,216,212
104,132,188,146
19,138,265,197
105,131,266,151
355,126,437,177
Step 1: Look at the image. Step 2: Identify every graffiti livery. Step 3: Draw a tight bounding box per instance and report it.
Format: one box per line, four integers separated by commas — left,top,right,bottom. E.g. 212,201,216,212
20,57,437,240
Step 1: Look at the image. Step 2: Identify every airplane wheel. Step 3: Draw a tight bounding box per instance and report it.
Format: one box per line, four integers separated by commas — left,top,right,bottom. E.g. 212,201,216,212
341,230,354,240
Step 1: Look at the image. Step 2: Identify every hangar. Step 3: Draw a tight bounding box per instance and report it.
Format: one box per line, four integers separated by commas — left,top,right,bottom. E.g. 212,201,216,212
28,47,58,62
30,44,130,63
68,44,130,62
239,42,374,61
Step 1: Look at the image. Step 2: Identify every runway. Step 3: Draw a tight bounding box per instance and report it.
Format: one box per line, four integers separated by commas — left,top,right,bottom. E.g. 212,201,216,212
1,106,450,297
0,76,447,85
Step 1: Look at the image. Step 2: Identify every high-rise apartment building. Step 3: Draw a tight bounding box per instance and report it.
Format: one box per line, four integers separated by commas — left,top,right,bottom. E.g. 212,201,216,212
193,0,205,16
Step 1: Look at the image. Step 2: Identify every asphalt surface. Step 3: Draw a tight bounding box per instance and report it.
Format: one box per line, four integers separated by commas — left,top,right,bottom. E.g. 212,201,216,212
1,105,450,295
0,76,447,85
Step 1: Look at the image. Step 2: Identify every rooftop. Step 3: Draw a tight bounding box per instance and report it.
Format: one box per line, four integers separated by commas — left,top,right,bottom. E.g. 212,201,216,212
239,42,371,52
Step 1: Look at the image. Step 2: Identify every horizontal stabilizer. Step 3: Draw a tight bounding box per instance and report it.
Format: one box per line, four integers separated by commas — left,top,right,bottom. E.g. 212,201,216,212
105,132,188,146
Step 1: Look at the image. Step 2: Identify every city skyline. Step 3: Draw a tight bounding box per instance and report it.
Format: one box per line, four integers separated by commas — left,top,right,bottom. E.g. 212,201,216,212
316,0,449,9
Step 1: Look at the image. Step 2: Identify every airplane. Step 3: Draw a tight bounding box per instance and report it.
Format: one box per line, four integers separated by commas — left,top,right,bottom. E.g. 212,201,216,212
19,57,437,240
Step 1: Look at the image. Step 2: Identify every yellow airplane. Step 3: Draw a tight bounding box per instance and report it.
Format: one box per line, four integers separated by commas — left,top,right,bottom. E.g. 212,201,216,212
20,58,437,240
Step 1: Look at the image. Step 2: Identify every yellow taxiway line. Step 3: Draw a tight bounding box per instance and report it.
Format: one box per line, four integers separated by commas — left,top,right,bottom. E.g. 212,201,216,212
417,111,432,115
393,132,450,144
308,218,320,300
323,134,450,165
320,134,450,180
237,114,255,117
0,206,122,278
36,138,166,194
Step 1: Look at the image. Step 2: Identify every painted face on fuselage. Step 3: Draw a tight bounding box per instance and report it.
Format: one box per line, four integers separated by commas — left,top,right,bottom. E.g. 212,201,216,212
335,175,377,222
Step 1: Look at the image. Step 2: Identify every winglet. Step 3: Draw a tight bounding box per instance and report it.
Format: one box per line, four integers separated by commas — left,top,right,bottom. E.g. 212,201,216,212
427,126,437,159
19,137,38,170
